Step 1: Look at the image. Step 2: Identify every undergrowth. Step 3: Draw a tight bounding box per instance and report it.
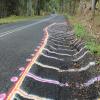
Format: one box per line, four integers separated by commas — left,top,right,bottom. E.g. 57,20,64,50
64,14,100,55
74,23,100,55
0,15,45,24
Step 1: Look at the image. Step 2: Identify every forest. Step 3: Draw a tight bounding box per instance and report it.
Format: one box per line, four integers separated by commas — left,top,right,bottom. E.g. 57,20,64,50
0,0,100,54
0,0,99,17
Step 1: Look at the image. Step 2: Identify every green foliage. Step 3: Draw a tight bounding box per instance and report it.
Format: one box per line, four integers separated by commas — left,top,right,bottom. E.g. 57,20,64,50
86,41,100,55
73,23,100,55
74,23,87,38
96,60,100,65
0,15,44,24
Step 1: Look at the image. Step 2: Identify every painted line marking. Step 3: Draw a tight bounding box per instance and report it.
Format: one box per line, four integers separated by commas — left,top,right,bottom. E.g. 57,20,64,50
6,25,49,100
14,89,54,100
35,61,95,72
0,15,56,38
41,53,64,61
43,48,72,56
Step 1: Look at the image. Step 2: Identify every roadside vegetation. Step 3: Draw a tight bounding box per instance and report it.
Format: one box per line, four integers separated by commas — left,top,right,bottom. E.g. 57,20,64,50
74,22,100,55
64,0,100,83
64,14,100,75
63,0,100,57
0,15,45,24
65,14,100,56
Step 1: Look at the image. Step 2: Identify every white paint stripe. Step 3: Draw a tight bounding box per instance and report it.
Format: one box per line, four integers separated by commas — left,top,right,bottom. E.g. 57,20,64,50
47,44,61,49
74,39,81,46
27,67,99,87
66,62,95,72
48,41,69,48
48,39,63,43
47,45,57,50
43,48,72,56
49,38,65,43
77,42,85,48
27,72,65,86
41,53,64,61
35,61,95,72
35,61,60,71
14,89,54,100
70,39,78,45
49,35,65,39
49,31,74,36
73,46,87,56
0,15,56,38
49,36,65,40
73,51,90,61
47,44,75,51
58,47,75,51
83,75,100,87
7,21,52,99
51,34,74,38
47,23,56,29
48,38,64,43
49,33,65,37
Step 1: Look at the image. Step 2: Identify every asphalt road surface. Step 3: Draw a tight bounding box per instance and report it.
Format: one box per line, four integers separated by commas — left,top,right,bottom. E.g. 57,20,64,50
0,15,100,100
10,21,99,100
0,15,66,93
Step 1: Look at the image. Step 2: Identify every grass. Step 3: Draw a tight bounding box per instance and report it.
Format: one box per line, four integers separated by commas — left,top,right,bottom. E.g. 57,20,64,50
0,15,45,24
64,14,100,55
74,23,87,38
74,23,100,55
96,60,100,65
86,41,100,55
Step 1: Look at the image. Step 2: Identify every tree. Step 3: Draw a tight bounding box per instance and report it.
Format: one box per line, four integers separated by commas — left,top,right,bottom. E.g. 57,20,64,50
27,0,33,16
91,0,99,17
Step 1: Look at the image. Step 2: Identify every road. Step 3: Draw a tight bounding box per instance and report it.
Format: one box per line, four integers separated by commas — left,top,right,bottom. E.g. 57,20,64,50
0,15,66,93
0,15,99,100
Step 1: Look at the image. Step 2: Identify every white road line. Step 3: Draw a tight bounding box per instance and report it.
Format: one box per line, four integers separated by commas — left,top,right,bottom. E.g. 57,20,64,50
49,36,65,40
43,48,72,56
0,15,56,38
41,53,64,61
49,31,74,37
15,89,53,100
27,72,65,86
73,51,90,62
73,46,87,56
50,35,65,39
47,45,57,50
48,41,69,48
77,42,85,48
35,61,60,71
49,36,75,42
74,39,81,46
70,39,78,45
48,38,64,43
83,75,100,87
66,62,95,72
35,61,95,72
47,23,56,29
47,44,75,51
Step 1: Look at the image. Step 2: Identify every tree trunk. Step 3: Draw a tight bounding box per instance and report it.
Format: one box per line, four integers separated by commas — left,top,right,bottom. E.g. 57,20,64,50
72,0,77,15
92,0,96,17
34,0,41,15
69,0,72,15
27,0,33,16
